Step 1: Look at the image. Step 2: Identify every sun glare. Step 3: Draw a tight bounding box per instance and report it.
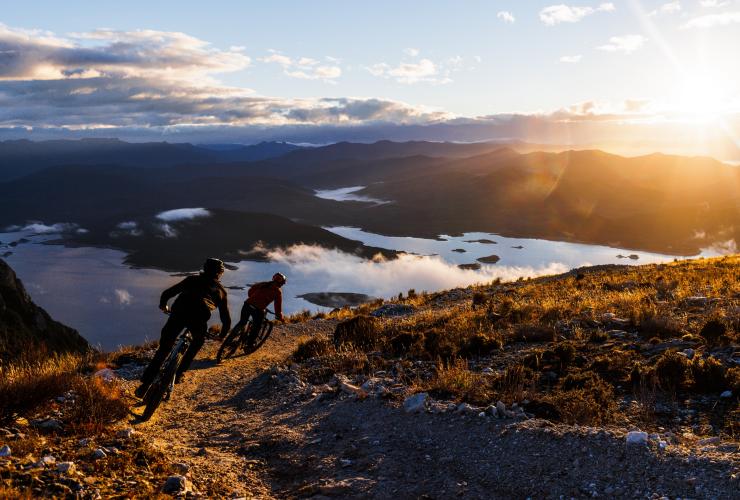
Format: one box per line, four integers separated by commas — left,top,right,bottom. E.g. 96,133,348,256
673,74,728,121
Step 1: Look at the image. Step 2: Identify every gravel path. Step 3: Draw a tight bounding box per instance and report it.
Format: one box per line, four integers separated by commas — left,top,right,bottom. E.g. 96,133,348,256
133,319,740,499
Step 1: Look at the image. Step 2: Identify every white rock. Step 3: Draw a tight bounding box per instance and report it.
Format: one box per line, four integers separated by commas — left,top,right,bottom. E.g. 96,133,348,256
41,455,56,465
0,445,10,457
720,390,733,399
116,428,136,439
456,403,475,414
57,462,76,474
172,462,190,474
626,431,648,446
403,393,428,413
478,412,486,418
77,438,91,447
486,405,498,418
698,437,720,445
482,367,494,375
162,475,193,494
94,368,117,382
683,348,695,360
92,449,107,460
496,401,506,416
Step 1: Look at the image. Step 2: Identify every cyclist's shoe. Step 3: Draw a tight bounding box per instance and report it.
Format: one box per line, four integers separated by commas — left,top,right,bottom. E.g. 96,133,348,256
134,384,148,399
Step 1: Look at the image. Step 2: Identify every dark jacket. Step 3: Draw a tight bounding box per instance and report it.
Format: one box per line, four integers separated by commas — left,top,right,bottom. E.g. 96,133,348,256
160,274,231,330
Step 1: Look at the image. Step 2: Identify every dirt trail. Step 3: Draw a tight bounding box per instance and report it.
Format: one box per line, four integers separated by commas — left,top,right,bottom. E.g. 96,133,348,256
134,320,335,498
132,319,740,499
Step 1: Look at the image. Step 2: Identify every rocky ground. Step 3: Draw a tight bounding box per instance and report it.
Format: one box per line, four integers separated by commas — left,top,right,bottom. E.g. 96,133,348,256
3,258,740,498
119,318,738,498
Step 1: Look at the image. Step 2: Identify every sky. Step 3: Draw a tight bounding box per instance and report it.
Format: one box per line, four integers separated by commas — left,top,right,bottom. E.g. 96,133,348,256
1,0,739,156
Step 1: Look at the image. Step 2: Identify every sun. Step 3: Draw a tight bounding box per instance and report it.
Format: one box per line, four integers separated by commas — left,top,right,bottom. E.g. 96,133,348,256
673,74,728,121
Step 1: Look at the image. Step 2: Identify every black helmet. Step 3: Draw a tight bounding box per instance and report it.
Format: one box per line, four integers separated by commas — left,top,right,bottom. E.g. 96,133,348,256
203,258,225,275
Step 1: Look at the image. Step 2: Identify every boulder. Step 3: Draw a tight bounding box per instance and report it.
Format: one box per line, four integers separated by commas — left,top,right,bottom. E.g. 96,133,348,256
162,475,193,495
626,431,648,446
0,445,10,457
403,393,428,413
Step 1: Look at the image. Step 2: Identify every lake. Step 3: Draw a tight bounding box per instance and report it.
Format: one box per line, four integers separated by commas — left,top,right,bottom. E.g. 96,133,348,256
0,227,724,351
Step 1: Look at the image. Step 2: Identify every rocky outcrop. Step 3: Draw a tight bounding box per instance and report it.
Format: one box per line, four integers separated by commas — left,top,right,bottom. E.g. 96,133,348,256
0,258,89,362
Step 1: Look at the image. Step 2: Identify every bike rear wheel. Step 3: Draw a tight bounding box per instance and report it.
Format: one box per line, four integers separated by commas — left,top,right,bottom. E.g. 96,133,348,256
142,352,181,421
218,321,252,361
242,321,274,355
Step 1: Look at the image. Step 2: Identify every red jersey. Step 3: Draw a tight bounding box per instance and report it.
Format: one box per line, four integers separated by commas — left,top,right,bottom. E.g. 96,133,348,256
246,281,282,317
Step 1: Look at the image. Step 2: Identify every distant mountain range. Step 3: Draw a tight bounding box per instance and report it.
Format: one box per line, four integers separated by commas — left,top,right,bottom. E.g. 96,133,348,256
1,138,737,268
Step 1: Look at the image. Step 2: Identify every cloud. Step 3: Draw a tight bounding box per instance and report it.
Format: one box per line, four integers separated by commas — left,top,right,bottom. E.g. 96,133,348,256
20,222,83,233
110,220,142,237
597,35,647,53
403,47,420,57
497,11,516,23
0,23,448,130
559,55,582,63
649,1,682,16
367,51,475,85
156,207,210,221
260,50,342,83
700,0,729,7
265,244,569,298
0,24,250,81
539,3,615,25
114,288,132,306
682,11,740,28
156,223,178,238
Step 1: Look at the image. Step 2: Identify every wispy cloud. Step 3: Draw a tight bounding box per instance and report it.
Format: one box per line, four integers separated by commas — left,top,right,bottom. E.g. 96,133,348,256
597,34,647,54
367,51,475,85
682,11,740,28
559,54,582,63
539,3,615,25
497,11,516,23
260,50,342,83
403,47,420,57
700,0,729,7
114,288,132,306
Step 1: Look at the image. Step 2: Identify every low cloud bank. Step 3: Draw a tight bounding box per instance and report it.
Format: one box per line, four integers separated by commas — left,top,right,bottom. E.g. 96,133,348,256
156,208,210,221
266,245,568,298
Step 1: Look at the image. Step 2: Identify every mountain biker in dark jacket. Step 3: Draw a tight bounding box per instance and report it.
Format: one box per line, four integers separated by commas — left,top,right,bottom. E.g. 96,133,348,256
223,272,285,353
136,258,231,397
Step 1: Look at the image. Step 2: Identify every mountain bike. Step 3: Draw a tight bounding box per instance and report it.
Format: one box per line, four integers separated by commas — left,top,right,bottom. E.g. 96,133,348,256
139,312,220,421
140,329,191,421
216,309,276,363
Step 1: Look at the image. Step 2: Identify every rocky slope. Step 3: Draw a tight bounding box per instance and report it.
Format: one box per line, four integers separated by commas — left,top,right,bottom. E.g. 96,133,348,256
0,258,89,363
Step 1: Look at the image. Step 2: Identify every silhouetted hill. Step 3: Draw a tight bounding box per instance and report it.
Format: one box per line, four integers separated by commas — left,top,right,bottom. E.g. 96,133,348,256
0,139,303,180
0,259,89,362
63,209,396,271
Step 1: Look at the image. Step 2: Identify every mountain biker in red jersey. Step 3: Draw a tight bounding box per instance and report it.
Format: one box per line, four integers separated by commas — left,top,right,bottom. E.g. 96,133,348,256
135,258,231,397
226,272,286,352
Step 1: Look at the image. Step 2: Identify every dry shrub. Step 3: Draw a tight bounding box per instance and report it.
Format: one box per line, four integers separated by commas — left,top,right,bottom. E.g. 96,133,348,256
727,367,740,393
471,292,488,309
292,335,332,362
287,309,313,323
333,315,381,350
639,313,683,340
699,318,727,347
426,359,494,405
66,375,129,433
388,331,423,357
108,341,157,367
422,328,458,363
588,330,608,343
547,372,614,425
495,363,531,403
458,333,503,358
654,351,690,392
0,351,81,424
589,350,634,383
511,324,555,343
553,341,576,370
690,356,727,393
